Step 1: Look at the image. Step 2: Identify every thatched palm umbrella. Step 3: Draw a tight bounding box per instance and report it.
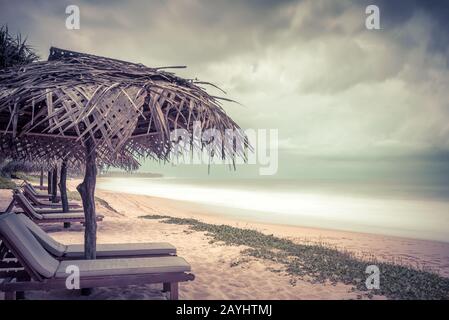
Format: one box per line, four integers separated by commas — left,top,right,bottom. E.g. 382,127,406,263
0,47,246,259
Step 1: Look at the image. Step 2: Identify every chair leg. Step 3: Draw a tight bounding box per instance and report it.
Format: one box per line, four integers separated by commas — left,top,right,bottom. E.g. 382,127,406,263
5,291,16,300
169,282,179,300
162,282,170,292
81,288,92,296
16,291,25,300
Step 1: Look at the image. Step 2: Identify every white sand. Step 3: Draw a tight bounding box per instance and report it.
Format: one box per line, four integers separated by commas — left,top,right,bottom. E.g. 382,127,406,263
1,181,448,300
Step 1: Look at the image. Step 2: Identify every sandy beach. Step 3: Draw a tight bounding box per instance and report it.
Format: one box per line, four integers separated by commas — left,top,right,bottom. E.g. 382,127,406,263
1,179,449,300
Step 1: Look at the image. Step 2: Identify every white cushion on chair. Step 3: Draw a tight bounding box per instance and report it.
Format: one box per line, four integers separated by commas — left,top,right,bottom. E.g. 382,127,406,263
15,213,67,257
55,256,190,278
0,213,59,278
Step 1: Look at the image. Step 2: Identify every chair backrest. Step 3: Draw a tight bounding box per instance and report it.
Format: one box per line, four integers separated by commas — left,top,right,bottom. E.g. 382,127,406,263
23,182,41,195
14,191,44,220
24,181,36,192
23,185,41,202
23,183,34,194
26,183,40,195
16,214,67,257
0,213,59,279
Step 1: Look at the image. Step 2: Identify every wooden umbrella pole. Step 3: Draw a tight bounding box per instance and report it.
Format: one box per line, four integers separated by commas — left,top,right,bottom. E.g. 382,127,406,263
39,168,44,188
59,161,69,212
59,160,70,228
51,166,58,203
76,138,97,260
47,170,52,195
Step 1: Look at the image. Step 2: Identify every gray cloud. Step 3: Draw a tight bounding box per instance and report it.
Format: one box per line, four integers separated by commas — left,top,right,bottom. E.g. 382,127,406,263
1,0,448,169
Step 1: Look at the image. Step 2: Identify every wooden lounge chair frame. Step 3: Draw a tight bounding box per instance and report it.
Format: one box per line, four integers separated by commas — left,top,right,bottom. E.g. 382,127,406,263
16,213,177,259
0,240,192,300
23,185,81,209
0,214,194,300
12,190,83,213
23,182,60,202
7,191,103,225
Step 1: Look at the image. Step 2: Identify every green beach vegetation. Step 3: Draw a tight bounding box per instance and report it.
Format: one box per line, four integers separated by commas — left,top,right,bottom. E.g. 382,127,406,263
0,176,16,189
140,214,449,300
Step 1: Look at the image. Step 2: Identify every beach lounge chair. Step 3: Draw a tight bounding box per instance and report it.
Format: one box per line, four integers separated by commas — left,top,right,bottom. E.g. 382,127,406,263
7,191,103,225
16,213,176,259
0,213,193,300
23,185,81,210
11,190,84,214
19,179,47,190
23,182,60,202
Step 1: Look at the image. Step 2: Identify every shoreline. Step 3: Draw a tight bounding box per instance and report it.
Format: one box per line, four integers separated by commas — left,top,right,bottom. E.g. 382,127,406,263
94,176,449,244
90,182,449,278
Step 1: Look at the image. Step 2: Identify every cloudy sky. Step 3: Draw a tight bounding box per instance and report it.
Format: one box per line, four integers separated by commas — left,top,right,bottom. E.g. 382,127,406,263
1,0,448,180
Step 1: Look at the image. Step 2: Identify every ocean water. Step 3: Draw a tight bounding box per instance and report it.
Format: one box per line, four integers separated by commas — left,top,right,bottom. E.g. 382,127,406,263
96,177,449,243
